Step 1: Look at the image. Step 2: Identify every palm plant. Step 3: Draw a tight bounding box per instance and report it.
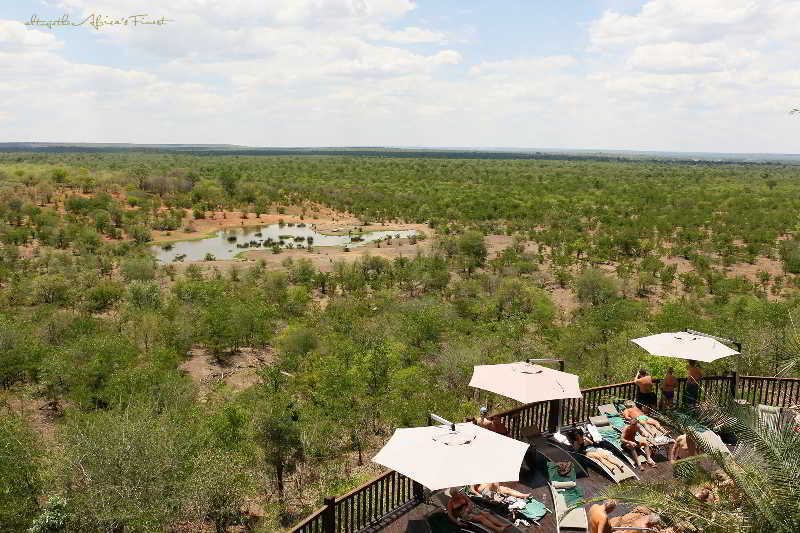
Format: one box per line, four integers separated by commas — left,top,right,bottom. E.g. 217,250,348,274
582,397,800,532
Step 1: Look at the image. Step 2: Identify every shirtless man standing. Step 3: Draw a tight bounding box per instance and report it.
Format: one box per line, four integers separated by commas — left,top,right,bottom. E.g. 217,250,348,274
621,418,657,469
588,500,616,533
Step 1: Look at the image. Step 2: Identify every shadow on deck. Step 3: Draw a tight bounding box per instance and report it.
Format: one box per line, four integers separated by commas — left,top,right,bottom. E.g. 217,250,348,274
373,454,695,533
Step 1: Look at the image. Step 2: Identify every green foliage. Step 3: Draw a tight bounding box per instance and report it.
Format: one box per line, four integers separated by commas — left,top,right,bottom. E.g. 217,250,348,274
128,225,152,244
126,280,162,310
83,280,124,312
53,398,205,532
0,414,41,531
5,153,800,531
253,373,304,501
121,256,156,281
576,268,620,306
28,496,69,533
780,239,800,274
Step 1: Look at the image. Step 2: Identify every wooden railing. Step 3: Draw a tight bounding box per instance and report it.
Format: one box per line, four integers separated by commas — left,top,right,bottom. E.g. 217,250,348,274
737,375,800,408
493,398,550,440
288,374,799,533
290,470,419,533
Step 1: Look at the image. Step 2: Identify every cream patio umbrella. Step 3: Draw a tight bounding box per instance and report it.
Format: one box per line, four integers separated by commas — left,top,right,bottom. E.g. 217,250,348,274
468,360,583,404
630,331,740,363
371,417,529,491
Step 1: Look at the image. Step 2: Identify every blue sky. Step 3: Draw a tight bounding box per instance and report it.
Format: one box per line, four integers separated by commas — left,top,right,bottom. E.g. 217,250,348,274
1,1,798,152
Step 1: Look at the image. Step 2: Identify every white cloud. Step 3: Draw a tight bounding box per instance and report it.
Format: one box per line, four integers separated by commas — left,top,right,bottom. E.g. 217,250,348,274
0,20,62,52
2,1,799,152
628,42,757,74
469,56,576,77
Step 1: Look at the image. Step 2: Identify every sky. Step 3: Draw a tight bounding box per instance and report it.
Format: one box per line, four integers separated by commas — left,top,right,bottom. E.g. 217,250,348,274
1,0,798,153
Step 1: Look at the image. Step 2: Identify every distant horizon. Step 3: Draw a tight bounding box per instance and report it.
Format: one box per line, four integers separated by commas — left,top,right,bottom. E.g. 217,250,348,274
2,141,798,159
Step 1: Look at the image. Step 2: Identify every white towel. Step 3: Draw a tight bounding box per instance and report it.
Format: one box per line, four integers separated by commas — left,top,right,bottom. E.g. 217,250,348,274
587,423,603,443
553,432,570,445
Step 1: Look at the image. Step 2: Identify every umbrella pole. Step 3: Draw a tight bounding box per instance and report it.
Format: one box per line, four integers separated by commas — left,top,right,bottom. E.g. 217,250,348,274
429,413,456,432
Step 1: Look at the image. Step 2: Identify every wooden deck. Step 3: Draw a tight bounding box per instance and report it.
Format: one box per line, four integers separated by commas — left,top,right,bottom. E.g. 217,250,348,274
369,453,695,533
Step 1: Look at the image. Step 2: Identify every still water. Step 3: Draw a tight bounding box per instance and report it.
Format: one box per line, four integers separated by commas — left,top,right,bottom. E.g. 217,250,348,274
151,223,418,263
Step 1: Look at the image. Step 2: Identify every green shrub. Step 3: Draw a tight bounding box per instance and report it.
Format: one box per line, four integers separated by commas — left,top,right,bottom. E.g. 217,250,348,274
84,280,125,312
576,268,620,306
121,256,156,281
0,414,41,530
126,280,162,310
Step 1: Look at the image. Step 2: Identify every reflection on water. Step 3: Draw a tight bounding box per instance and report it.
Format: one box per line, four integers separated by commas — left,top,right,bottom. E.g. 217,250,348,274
151,223,418,263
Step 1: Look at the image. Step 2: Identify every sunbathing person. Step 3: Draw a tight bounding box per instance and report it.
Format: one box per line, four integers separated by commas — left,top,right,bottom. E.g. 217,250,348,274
567,428,628,474
447,491,511,532
621,418,657,469
622,400,668,438
470,482,531,500
476,408,510,436
609,506,662,532
669,434,699,464
588,500,616,533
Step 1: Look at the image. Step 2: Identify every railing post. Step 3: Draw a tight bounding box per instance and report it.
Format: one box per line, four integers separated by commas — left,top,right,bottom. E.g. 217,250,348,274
413,480,424,502
547,399,561,433
730,371,738,400
322,497,336,533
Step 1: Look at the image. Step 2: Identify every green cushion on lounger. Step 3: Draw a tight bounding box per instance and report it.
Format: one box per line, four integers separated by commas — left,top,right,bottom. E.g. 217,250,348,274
607,414,626,430
547,461,583,508
599,427,623,448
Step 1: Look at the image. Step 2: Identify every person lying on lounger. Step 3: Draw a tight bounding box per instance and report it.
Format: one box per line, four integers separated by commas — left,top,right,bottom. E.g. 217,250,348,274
447,491,511,532
621,418,657,470
470,482,531,500
567,428,628,475
622,401,668,438
609,506,662,532
669,434,699,464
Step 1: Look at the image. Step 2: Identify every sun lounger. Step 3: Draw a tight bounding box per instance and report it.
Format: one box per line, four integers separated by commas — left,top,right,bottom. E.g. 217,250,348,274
546,461,588,533
669,411,732,457
590,415,644,467
426,509,479,533
528,434,588,478
757,403,781,430
553,423,638,483
464,486,550,525
429,489,524,533
596,405,673,458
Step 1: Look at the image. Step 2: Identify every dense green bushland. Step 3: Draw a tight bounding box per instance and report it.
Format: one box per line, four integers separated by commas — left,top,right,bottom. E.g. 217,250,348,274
2,153,800,531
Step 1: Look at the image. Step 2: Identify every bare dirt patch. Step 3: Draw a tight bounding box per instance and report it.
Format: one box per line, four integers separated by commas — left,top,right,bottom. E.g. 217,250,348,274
179,346,274,400
1,390,62,442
